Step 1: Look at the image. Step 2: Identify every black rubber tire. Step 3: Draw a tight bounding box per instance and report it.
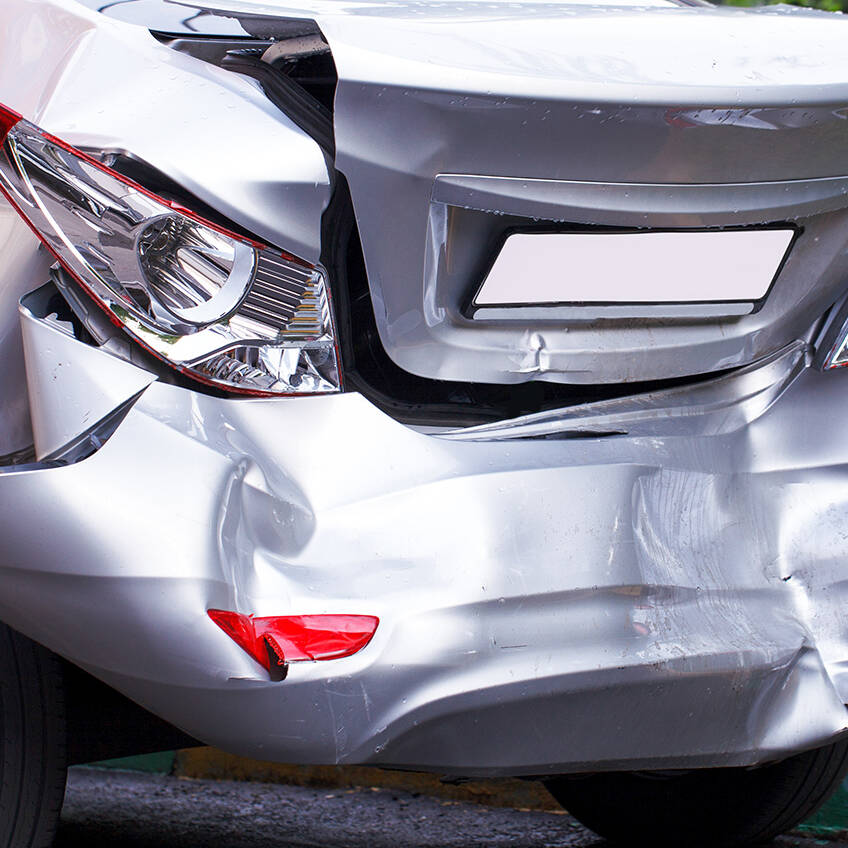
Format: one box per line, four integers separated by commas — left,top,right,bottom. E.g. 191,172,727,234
546,739,848,848
0,623,67,848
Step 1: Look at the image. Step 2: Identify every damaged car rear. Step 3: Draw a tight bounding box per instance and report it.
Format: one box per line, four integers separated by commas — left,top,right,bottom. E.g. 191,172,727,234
2,0,848,844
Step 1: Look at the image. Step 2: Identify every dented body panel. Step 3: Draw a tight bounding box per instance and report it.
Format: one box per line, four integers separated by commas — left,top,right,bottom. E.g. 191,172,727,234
4,303,848,774
0,0,331,455
165,0,848,384
0,0,848,779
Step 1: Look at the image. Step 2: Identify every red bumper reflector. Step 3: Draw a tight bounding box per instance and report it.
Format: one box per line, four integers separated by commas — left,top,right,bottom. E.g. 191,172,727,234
208,610,379,670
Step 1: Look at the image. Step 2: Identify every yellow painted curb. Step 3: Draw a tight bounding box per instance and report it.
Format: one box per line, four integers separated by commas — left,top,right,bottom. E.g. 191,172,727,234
174,748,562,812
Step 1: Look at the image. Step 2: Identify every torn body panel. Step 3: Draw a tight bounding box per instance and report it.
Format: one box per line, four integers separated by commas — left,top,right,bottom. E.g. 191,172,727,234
2,0,848,782
20,284,157,459
0,0,331,263
0,0,332,453
170,0,848,384
3,296,848,775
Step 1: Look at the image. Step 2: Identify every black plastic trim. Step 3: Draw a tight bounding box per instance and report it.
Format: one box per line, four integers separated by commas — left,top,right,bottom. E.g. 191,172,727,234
221,52,335,155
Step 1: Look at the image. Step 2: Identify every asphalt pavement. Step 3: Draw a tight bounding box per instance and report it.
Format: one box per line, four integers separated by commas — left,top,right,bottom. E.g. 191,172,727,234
55,767,848,848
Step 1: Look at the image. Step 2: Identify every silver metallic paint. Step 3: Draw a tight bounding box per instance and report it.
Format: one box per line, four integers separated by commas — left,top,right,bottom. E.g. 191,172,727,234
0,0,331,263
3,306,848,774
20,287,157,459
431,173,848,234
0,0,332,451
0,210,50,456
1,0,848,777
173,0,848,383
68,0,848,384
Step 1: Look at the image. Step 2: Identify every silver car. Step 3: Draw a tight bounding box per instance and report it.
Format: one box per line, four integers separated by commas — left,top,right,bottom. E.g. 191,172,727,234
1,0,848,845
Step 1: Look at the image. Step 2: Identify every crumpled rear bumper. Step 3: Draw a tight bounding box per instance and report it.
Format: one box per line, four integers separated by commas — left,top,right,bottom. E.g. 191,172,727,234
2,301,848,777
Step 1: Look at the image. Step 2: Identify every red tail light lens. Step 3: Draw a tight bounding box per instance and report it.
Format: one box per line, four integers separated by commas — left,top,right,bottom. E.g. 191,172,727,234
208,610,379,672
0,104,340,395
0,105,20,144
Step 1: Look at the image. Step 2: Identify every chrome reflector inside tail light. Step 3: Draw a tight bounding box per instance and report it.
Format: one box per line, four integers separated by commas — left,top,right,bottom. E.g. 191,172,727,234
0,104,340,395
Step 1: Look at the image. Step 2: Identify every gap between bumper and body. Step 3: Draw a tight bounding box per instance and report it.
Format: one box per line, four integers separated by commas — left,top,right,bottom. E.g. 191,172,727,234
1,298,848,777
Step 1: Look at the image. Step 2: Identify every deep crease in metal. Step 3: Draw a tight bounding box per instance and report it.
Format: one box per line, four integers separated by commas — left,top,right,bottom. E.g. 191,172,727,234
1,307,847,774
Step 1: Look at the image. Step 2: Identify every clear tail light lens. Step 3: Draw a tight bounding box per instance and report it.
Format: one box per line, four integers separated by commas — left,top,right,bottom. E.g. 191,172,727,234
0,104,340,395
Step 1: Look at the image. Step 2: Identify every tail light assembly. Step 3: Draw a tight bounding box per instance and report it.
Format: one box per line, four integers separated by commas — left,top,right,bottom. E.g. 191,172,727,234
0,104,340,395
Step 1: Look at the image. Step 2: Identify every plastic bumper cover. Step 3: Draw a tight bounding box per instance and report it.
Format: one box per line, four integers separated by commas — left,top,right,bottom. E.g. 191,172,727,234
1,306,848,776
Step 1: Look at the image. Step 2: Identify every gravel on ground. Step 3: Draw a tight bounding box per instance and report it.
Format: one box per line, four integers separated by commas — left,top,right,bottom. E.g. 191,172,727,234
55,767,847,848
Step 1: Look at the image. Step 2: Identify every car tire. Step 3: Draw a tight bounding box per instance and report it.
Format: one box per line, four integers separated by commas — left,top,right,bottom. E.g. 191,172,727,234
545,738,848,848
0,623,67,848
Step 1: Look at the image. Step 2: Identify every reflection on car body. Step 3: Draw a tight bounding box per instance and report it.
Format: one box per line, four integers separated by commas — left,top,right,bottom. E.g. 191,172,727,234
1,0,848,845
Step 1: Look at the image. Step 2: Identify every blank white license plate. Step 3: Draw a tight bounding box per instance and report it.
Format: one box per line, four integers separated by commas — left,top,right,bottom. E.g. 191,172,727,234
473,228,795,310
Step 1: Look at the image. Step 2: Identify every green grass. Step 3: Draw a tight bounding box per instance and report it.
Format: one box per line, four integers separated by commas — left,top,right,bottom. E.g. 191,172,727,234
797,776,848,839
717,0,847,12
